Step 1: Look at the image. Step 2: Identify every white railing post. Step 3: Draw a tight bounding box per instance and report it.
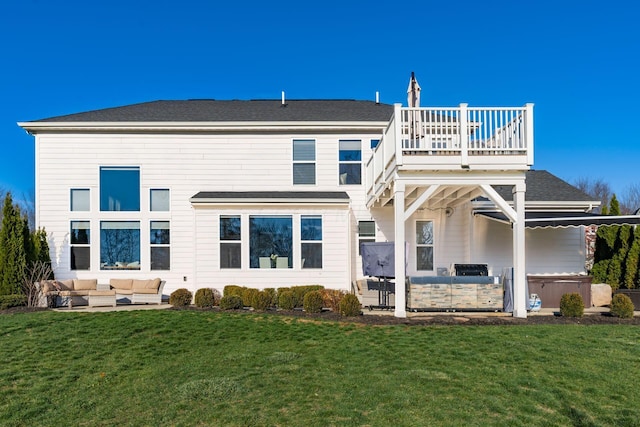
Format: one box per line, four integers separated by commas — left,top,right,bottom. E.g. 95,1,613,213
459,103,468,167
525,103,534,166
394,103,403,166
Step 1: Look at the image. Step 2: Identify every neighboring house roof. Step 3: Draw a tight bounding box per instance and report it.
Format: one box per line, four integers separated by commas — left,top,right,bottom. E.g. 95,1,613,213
190,191,351,204
493,170,596,203
29,100,394,123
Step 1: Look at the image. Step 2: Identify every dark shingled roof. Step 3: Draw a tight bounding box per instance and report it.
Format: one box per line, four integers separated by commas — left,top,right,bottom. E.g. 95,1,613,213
190,191,350,202
493,170,595,202
32,100,394,123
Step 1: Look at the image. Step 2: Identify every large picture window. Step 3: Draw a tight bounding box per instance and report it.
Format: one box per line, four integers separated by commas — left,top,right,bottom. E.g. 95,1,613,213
100,221,140,270
339,140,362,185
301,216,322,269
150,221,170,270
293,139,316,185
100,166,140,211
70,221,90,270
249,216,292,268
220,216,241,269
416,220,434,271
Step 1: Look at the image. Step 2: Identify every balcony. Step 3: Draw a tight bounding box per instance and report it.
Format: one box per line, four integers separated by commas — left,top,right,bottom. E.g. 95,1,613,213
365,103,534,206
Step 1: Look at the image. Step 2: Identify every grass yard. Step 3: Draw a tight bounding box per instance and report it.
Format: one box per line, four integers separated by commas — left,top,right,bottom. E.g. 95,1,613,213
1,310,639,426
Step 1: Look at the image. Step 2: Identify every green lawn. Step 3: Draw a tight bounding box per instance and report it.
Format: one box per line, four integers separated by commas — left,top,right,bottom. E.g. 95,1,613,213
1,310,639,426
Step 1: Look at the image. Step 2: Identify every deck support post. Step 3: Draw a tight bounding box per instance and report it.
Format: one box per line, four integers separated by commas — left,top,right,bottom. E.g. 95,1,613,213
394,181,407,318
512,182,527,318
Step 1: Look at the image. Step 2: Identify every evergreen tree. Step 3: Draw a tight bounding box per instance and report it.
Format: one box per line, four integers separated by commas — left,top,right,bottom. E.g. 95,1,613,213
0,193,28,295
609,194,621,215
592,194,625,288
623,226,640,289
31,228,53,279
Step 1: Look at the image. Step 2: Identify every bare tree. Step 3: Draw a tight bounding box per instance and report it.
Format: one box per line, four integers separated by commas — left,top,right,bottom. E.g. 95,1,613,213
620,183,640,215
21,261,53,307
573,177,613,214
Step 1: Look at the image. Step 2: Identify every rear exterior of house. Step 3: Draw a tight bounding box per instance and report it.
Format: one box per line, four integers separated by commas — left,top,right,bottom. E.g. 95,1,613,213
19,98,600,317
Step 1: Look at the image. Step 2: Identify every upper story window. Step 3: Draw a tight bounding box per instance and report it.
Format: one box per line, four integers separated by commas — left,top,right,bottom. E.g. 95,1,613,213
150,189,170,211
293,139,316,185
370,139,380,149
100,166,140,211
416,220,434,271
70,189,90,211
339,140,361,185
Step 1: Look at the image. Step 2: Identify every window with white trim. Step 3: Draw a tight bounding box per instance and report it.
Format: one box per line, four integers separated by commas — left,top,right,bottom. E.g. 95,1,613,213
70,189,90,211
220,216,241,269
100,221,141,270
70,221,90,270
150,189,170,211
339,140,362,185
293,139,316,185
100,166,140,211
150,221,170,270
301,215,322,269
358,220,376,255
416,220,434,271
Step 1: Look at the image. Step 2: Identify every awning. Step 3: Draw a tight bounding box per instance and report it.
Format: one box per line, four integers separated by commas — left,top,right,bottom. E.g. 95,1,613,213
475,211,640,229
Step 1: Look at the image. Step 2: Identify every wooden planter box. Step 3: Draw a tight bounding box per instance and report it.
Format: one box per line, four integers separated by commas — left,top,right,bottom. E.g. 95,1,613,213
527,275,592,308
614,289,640,310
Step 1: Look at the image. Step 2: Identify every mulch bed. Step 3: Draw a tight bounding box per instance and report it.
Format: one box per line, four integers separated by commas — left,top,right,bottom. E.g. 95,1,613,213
3,305,639,325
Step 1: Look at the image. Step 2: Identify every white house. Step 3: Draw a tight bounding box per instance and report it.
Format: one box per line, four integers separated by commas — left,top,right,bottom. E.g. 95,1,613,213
21,79,634,317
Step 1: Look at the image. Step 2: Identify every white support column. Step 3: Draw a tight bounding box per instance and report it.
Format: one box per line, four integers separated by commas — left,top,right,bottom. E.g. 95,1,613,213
512,182,527,318
459,103,468,167
394,181,407,318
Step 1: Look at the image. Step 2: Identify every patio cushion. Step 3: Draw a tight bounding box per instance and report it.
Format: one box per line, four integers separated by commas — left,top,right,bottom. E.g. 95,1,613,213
115,289,133,295
146,278,162,290
73,279,97,290
88,290,116,296
132,279,151,290
41,281,58,293
59,290,90,296
111,279,133,290
56,280,74,291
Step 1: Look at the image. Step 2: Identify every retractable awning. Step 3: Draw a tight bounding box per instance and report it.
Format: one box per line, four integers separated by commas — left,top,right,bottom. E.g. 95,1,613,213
475,211,640,229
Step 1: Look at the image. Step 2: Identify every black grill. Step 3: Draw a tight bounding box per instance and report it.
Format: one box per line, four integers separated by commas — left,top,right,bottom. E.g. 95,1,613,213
454,264,488,276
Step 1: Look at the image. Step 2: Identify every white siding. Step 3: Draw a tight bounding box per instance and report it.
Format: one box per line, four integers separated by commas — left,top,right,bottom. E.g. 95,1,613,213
35,131,382,295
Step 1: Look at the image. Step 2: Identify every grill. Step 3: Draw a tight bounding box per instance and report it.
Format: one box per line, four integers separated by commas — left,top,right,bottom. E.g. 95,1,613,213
454,264,488,276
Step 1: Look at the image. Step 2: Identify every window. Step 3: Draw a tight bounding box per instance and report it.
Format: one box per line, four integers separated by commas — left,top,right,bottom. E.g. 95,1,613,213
301,216,322,269
339,140,362,185
416,220,434,271
220,216,241,269
150,221,170,270
100,221,140,270
70,189,90,211
150,189,170,211
370,139,380,149
293,139,316,185
358,220,376,255
100,166,140,211
70,221,90,270
249,216,292,268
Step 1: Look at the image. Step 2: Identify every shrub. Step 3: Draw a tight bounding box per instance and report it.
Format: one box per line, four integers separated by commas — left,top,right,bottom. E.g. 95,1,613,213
321,289,346,312
291,285,324,308
219,295,243,310
251,290,272,311
263,288,277,307
224,285,244,298
339,294,361,317
170,288,193,308
610,293,635,318
278,291,296,310
559,293,584,318
0,294,27,310
194,288,219,308
242,288,259,307
303,290,324,313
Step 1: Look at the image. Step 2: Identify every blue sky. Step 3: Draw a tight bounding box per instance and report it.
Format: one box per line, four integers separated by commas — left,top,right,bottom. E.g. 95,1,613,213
1,0,638,202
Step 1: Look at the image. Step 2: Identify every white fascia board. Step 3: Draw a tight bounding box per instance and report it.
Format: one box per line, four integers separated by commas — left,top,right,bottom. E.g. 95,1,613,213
471,200,600,212
189,198,351,207
18,121,390,134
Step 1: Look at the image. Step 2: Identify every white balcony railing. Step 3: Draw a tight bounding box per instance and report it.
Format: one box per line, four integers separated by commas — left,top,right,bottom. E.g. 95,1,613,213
365,103,534,201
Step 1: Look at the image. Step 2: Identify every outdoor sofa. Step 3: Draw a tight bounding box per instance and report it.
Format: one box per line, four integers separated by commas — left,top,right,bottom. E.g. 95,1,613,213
38,278,165,308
